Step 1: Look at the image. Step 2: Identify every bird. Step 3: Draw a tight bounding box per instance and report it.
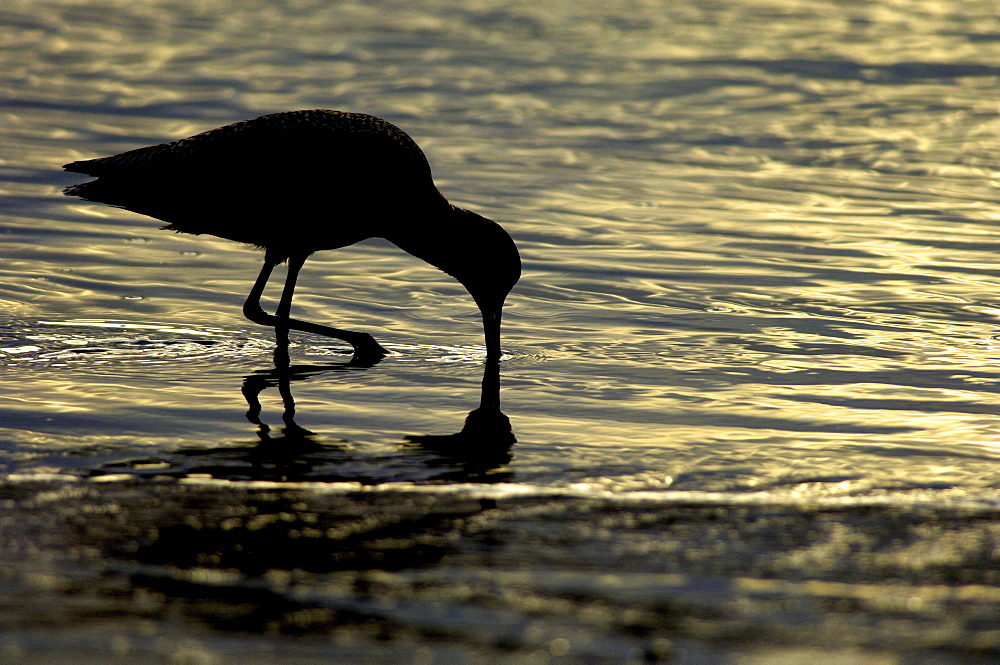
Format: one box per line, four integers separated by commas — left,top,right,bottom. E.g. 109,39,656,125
62,110,521,362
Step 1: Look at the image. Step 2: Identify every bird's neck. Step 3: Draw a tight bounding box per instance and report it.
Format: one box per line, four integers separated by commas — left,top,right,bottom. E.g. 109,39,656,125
385,204,466,277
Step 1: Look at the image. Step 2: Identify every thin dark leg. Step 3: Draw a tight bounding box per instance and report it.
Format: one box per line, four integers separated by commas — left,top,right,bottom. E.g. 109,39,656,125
242,251,389,363
242,252,281,327
276,254,306,320
272,254,306,365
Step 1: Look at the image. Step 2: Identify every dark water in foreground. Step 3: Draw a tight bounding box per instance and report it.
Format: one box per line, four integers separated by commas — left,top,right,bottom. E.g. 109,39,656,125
2,0,1000,662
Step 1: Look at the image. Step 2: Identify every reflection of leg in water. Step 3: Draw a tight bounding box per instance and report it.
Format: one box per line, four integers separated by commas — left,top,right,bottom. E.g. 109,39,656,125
240,357,331,449
235,358,347,486
237,354,517,482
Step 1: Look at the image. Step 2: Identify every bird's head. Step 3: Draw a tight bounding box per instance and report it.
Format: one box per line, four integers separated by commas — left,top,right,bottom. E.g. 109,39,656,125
447,207,520,359
395,206,520,359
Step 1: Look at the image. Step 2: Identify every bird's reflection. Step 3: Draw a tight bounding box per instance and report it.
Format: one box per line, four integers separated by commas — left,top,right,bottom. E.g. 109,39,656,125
230,359,355,478
404,357,515,477
160,343,515,483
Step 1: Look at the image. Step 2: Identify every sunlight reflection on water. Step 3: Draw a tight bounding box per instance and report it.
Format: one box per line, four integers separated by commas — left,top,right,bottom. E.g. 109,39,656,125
2,0,1000,661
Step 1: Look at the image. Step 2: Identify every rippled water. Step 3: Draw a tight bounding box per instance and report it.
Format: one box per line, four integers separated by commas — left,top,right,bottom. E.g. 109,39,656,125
2,0,1000,663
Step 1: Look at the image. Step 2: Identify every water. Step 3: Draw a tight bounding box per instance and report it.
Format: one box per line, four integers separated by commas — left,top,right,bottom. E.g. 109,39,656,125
2,0,999,662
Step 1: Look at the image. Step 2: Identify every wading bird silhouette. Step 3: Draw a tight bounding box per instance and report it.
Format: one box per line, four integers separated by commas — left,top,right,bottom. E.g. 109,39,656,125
63,110,521,364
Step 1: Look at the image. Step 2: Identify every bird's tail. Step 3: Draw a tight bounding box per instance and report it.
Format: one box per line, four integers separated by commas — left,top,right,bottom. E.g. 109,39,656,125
62,177,131,207
63,182,92,199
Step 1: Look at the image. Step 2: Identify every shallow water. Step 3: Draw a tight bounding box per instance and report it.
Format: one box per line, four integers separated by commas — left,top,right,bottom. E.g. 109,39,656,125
2,0,1000,662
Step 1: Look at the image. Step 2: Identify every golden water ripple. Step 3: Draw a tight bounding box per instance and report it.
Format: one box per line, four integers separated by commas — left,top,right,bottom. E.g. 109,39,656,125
1,0,999,660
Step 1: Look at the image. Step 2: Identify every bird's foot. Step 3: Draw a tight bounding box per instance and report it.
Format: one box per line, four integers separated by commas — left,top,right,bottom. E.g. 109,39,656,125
346,332,389,366
244,306,388,365
281,317,388,365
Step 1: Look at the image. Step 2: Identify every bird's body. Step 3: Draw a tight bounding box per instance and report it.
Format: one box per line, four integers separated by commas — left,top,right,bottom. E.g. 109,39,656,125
64,110,521,361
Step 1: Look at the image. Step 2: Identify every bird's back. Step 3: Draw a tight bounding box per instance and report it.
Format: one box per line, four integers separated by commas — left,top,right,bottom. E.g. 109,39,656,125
65,110,431,177
64,110,446,253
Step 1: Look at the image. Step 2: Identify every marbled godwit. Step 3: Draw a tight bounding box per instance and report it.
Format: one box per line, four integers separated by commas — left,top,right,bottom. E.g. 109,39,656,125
63,110,521,361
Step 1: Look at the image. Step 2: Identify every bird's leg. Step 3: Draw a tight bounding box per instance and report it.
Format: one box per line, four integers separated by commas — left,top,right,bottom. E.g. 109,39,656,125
243,252,281,327
243,252,288,365
242,251,389,363
273,254,307,366
275,254,306,320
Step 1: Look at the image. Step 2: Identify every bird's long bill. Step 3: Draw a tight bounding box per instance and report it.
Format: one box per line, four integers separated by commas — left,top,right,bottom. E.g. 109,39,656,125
484,309,502,360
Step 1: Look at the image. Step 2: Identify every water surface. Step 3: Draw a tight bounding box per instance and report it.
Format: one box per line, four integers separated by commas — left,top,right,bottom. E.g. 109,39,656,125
2,0,999,663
